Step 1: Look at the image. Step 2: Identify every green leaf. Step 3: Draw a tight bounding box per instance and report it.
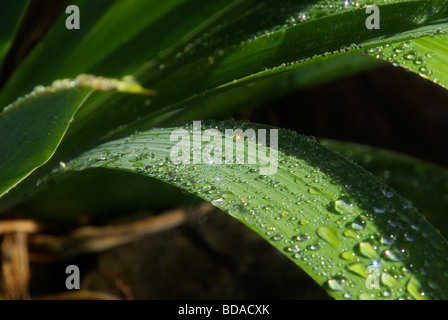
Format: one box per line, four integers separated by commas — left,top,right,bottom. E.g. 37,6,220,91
0,74,152,198
47,121,448,300
0,86,91,197
370,34,448,88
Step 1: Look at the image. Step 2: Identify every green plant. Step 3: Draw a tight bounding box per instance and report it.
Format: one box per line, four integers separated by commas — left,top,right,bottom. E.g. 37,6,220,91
1,0,448,300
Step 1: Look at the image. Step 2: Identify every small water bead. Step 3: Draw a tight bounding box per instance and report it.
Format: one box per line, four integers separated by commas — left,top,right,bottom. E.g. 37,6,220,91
280,210,290,218
358,242,378,259
343,229,359,239
285,245,300,253
426,52,434,59
271,235,284,241
419,66,432,75
382,189,394,198
413,58,424,65
308,186,324,195
401,264,413,274
407,275,428,300
374,207,386,214
351,216,367,231
382,247,409,262
292,252,305,260
334,199,354,214
380,234,396,245
294,234,310,242
404,51,417,60
387,218,398,227
326,278,347,292
34,85,46,93
307,244,321,251
381,273,400,287
294,177,306,185
317,226,341,248
347,263,368,279
340,250,356,261
381,290,392,298
222,192,235,200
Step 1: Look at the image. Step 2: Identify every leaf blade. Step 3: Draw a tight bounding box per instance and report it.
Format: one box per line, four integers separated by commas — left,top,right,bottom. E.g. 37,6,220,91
0,74,152,198
51,121,448,300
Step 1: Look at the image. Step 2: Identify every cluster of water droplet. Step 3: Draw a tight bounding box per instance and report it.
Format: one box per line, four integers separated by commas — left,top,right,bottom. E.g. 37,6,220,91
366,27,447,87
284,1,367,27
55,121,448,300
2,75,153,114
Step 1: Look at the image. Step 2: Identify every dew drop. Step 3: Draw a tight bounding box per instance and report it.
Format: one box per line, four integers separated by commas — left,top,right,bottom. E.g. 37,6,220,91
381,273,399,288
382,189,394,198
358,242,377,259
419,66,431,75
351,216,367,231
374,207,386,214
294,234,310,242
347,263,368,279
317,226,341,248
222,192,235,200
271,235,284,241
326,278,347,292
211,198,225,207
343,229,359,239
334,199,353,214
404,51,417,60
285,245,300,253
407,275,428,300
381,290,392,298
413,58,424,65
382,247,408,262
307,244,320,251
309,186,323,195
340,250,356,261
380,234,396,245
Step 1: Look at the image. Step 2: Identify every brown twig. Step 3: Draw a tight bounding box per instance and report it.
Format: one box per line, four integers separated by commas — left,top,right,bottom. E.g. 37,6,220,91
1,232,30,299
29,203,213,258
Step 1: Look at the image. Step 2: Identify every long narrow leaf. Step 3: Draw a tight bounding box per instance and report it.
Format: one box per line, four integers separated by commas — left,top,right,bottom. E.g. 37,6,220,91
49,121,448,300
